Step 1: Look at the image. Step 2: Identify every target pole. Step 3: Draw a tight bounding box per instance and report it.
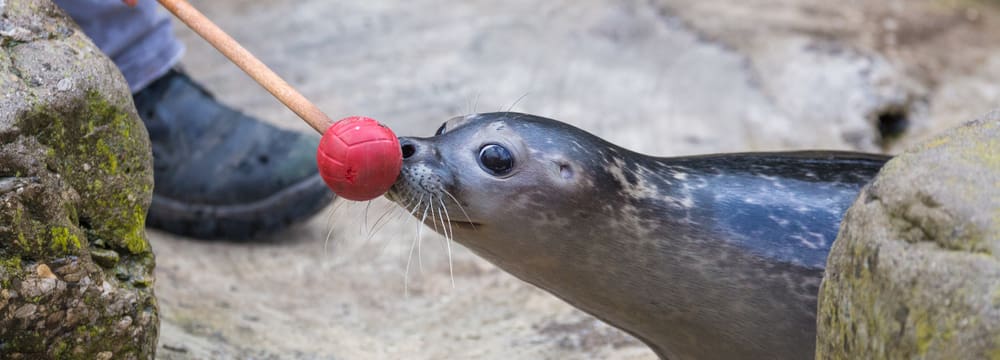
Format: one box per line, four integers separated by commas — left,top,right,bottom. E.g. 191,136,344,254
156,0,332,134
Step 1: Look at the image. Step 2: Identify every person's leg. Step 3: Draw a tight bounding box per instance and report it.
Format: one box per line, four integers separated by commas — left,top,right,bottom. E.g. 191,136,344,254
56,1,333,240
55,0,183,92
132,69,333,240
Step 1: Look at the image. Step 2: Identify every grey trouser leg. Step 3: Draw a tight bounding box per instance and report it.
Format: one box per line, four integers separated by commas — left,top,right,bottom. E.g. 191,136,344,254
55,0,184,93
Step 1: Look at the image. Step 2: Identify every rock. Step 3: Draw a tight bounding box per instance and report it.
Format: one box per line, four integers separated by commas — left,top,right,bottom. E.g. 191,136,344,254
0,0,158,358
817,112,1000,359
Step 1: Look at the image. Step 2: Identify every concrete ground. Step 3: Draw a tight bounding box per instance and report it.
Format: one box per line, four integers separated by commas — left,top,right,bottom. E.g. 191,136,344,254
151,0,1000,359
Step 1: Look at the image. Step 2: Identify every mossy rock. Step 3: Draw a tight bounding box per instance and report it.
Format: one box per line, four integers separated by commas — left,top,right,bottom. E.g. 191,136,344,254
816,112,1000,359
0,0,158,358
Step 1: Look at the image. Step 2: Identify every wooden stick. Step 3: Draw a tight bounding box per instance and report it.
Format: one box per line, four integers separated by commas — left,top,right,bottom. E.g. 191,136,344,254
156,0,332,134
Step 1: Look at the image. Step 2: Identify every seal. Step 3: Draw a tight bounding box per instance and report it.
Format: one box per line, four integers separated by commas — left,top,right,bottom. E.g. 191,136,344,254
385,112,889,359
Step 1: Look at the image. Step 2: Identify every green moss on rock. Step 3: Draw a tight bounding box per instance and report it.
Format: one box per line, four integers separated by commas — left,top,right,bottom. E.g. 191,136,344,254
49,227,81,253
20,90,153,257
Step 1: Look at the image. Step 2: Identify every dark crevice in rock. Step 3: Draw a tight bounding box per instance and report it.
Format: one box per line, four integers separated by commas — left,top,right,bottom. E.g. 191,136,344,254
893,305,909,338
876,109,910,141
864,189,879,204
870,104,915,151
6,57,26,80
0,129,19,144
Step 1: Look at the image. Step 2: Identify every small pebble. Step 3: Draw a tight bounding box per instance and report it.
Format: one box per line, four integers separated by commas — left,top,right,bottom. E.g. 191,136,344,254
56,78,73,91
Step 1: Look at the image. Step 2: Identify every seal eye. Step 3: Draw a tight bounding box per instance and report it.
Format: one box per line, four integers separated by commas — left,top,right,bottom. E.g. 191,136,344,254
434,123,447,136
478,144,514,176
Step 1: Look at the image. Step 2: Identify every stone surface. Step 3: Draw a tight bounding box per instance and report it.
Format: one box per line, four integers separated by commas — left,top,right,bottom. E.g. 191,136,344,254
0,0,157,358
817,113,1000,359
149,0,1000,359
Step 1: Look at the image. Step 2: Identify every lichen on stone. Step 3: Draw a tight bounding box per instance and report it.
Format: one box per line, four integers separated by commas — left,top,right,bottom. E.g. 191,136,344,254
0,0,158,358
816,112,1000,359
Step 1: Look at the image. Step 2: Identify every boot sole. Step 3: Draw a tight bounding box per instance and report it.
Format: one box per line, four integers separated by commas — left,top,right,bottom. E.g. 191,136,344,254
146,174,334,240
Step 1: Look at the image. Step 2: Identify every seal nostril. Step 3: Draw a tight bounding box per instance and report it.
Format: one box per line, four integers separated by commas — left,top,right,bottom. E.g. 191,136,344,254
401,143,416,159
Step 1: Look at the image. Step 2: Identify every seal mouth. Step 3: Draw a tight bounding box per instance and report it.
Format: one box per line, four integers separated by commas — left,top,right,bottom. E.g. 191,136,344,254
386,185,482,231
417,214,482,231
443,219,482,230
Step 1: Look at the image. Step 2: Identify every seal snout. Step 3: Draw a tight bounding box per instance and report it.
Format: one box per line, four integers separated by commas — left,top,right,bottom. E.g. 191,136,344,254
387,135,480,229
389,136,451,200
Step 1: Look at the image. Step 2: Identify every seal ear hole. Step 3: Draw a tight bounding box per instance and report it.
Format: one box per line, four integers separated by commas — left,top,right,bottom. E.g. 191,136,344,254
559,163,574,180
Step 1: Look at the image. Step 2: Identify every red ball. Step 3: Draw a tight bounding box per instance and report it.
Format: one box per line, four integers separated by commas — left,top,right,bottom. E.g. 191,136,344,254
316,116,402,201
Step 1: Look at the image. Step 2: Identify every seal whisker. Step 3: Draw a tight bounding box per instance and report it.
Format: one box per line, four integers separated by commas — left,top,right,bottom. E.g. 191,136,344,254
399,195,424,251
382,198,420,246
427,195,441,235
418,199,435,275
438,197,456,288
365,202,401,243
431,196,446,251
324,197,349,235
431,197,449,250
362,204,397,249
442,189,477,230
403,195,423,223
362,200,373,236
369,200,398,231
435,196,451,249
466,92,477,116
322,197,341,233
323,215,338,256
404,194,429,297
404,226,417,298
472,92,481,114
374,208,409,260
438,197,455,244
505,92,530,113
323,198,353,256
